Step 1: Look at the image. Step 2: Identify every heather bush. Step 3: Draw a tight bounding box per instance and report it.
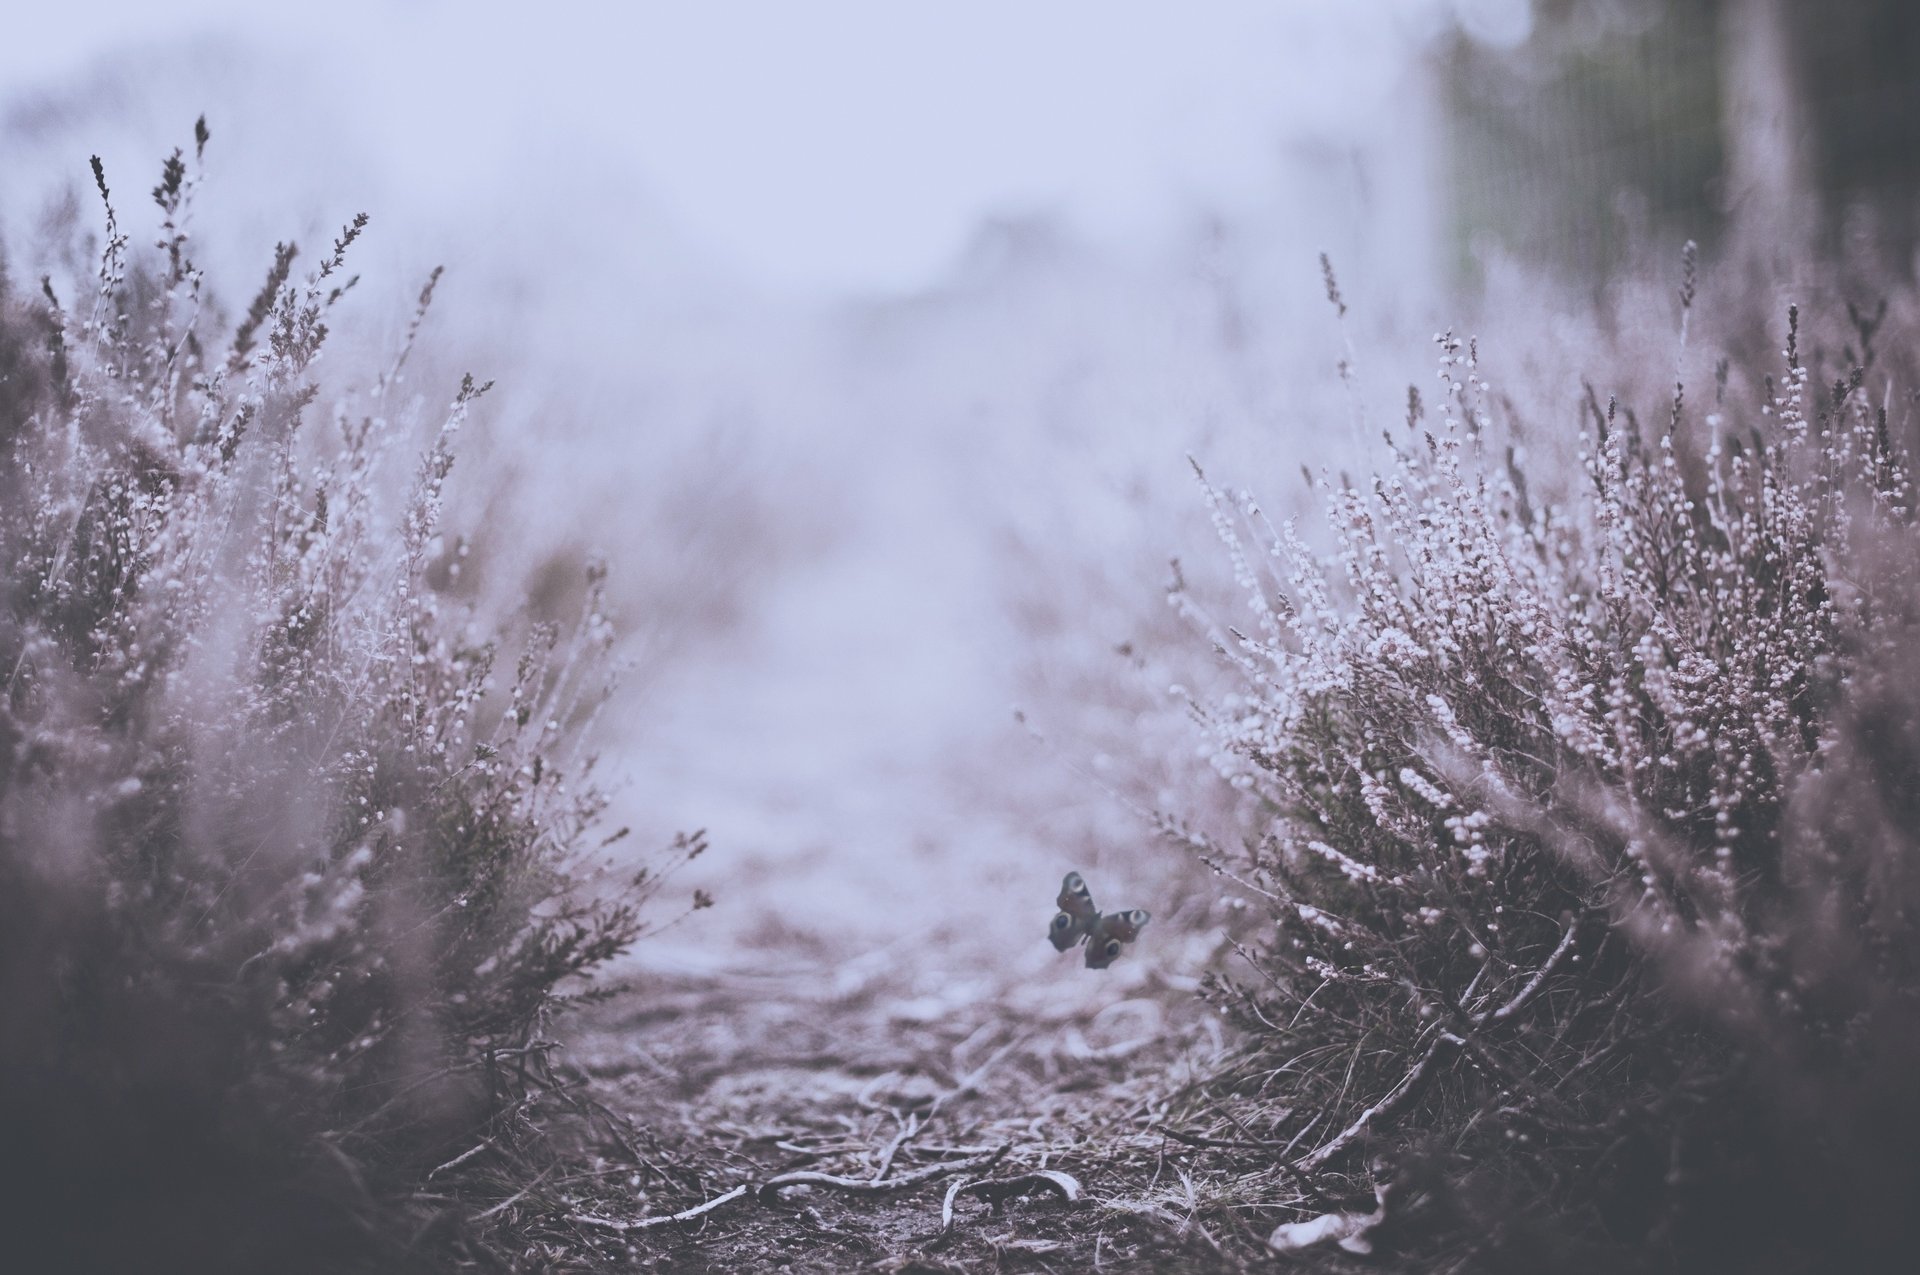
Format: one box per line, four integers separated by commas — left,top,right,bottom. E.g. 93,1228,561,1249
0,125,692,1271
1173,254,1920,1269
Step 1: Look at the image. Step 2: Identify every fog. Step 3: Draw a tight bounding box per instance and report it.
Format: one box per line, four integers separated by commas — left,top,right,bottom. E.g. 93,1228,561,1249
2,1,1455,981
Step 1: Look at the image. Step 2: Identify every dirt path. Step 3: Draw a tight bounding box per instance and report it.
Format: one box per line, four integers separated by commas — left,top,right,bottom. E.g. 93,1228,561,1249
563,310,1280,1271
601,355,1052,972
556,956,1276,1273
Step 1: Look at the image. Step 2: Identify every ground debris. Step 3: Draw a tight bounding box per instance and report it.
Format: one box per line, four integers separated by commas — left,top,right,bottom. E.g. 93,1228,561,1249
557,964,1255,1272
941,1169,1083,1232
1267,1182,1390,1257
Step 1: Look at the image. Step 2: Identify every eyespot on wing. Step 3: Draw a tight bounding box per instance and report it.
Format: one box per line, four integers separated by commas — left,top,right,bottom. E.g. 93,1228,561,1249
1047,910,1089,951
1056,871,1098,921
1102,909,1150,942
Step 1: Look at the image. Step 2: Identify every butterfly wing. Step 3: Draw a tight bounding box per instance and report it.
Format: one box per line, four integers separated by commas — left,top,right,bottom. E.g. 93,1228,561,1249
1083,908,1150,969
1048,871,1100,951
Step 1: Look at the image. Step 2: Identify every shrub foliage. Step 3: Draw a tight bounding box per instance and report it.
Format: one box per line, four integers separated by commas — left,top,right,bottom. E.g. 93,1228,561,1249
0,125,678,1270
1178,265,1920,1268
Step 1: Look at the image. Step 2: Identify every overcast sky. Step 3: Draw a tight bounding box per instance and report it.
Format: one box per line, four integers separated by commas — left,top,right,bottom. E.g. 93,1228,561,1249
2,0,1492,296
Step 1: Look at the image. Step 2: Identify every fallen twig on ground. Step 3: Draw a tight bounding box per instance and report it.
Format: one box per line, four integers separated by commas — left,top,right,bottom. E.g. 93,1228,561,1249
926,1037,1025,1119
870,1113,921,1182
568,1183,752,1233
427,1135,499,1180
469,1165,555,1223
759,1146,1008,1201
1160,1127,1294,1152
941,1170,1083,1232
1062,1028,1159,1062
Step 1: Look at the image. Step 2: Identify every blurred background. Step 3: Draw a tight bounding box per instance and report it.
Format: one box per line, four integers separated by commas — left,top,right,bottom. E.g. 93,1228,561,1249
6,0,1916,989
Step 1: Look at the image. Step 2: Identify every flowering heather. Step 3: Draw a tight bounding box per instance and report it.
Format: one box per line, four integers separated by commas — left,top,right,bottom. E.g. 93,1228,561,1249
0,125,692,1270
1173,258,1920,1269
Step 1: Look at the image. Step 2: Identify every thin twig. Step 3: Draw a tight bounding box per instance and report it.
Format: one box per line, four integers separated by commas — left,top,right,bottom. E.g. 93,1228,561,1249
870,1112,920,1183
761,1146,1007,1200
568,1183,750,1233
471,1165,553,1221
1062,1028,1159,1062
855,1071,901,1112
427,1135,497,1180
1295,1034,1456,1173
1277,1110,1326,1161
484,1039,563,1062
1160,1126,1297,1152
939,1170,1084,1233
774,1139,858,1157
941,1176,979,1232
906,1142,1004,1158
936,1037,1024,1112
1172,1107,1339,1210
1479,915,1583,1025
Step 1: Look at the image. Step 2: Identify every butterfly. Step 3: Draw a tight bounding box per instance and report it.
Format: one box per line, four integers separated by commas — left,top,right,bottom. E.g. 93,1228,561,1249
1047,871,1150,969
